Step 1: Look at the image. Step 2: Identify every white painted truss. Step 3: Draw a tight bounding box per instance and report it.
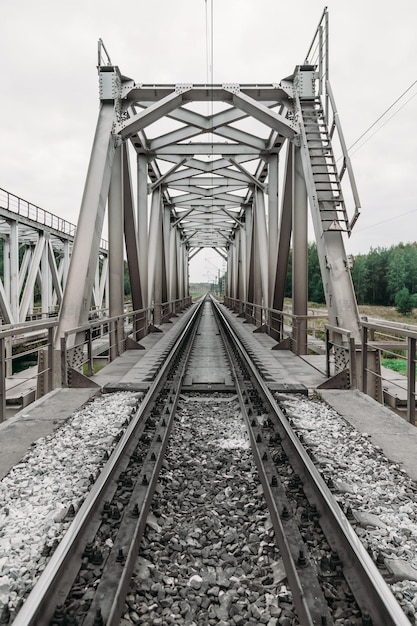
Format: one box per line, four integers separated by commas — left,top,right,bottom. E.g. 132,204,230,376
0,188,108,325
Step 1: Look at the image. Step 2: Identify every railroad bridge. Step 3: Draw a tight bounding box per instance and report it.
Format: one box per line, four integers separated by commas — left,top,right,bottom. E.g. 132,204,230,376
0,9,415,423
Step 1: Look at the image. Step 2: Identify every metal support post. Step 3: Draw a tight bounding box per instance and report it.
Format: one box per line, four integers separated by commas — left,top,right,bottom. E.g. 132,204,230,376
239,225,247,312
123,143,143,312
148,188,162,322
292,147,308,354
137,154,148,310
47,326,54,393
268,154,279,308
108,145,124,360
168,222,177,307
41,235,51,317
0,337,5,422
407,336,416,425
254,188,269,324
361,326,368,396
55,103,116,348
245,205,254,317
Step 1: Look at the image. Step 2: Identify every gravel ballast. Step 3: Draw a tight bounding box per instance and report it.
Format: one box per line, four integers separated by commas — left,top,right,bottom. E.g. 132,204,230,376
123,394,297,626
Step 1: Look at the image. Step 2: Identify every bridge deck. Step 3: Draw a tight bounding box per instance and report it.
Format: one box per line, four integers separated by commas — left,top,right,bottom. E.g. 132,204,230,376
1,302,416,487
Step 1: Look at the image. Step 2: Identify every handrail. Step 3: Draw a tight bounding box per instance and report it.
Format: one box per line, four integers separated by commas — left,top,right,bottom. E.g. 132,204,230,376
0,319,59,422
0,187,108,251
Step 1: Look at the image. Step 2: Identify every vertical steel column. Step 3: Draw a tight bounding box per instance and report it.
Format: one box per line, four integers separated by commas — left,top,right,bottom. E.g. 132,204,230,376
3,238,10,303
268,154,279,308
41,235,50,317
148,188,162,323
272,143,293,312
177,231,184,303
108,145,124,359
245,205,254,318
226,245,233,302
183,244,189,303
233,236,240,301
55,103,116,345
168,223,177,306
123,143,143,312
292,147,308,354
239,224,247,312
254,188,269,323
137,154,148,311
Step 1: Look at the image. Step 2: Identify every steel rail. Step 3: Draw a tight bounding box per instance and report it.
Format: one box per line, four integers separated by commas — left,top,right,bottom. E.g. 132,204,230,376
13,299,204,626
212,299,331,625
212,297,410,626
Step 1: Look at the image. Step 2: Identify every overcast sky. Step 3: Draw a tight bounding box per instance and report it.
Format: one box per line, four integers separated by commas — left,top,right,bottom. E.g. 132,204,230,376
1,0,416,283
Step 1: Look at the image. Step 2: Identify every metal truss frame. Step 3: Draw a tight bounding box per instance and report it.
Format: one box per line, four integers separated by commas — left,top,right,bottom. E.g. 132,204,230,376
0,189,108,325
56,7,363,357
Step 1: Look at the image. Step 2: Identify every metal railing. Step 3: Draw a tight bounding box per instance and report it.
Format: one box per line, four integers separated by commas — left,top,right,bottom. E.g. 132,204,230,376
0,187,108,251
0,319,58,422
61,308,150,387
361,320,417,425
223,297,417,422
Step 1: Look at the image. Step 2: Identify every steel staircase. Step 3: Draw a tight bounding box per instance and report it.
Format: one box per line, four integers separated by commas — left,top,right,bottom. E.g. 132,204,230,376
299,97,352,235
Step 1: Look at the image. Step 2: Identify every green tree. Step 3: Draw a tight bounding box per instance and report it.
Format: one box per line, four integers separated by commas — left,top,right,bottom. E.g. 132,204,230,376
395,287,414,315
387,244,407,304
307,242,325,303
351,254,369,304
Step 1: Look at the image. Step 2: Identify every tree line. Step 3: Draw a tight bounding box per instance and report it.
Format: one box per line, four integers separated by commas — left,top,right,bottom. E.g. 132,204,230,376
288,242,417,313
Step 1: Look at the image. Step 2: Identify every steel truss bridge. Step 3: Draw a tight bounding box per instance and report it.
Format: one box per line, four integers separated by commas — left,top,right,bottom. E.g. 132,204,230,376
2,9,393,414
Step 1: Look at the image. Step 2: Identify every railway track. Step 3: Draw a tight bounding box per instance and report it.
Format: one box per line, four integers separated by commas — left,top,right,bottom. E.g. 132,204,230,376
11,297,410,625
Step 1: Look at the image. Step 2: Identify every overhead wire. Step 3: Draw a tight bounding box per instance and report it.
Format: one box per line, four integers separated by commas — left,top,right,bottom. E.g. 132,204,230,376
347,79,417,154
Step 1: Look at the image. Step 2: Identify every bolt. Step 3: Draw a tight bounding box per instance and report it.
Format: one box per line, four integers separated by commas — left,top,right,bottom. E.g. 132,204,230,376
102,501,111,518
297,549,307,567
93,609,104,626
262,451,268,461
83,542,94,559
281,505,290,519
142,474,148,485
271,475,277,487
256,433,262,443
116,548,124,563
131,503,140,518
92,548,103,565
0,604,11,624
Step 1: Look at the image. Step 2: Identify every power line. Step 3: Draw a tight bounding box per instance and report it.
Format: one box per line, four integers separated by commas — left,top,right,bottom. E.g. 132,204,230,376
347,79,417,153
349,91,417,157
355,207,417,233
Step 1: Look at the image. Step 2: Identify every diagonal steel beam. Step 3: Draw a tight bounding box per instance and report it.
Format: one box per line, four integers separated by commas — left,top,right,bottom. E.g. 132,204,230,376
222,86,297,138
116,89,191,138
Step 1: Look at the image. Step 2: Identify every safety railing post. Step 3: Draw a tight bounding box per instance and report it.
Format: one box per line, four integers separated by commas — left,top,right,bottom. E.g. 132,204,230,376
361,326,368,395
407,337,416,426
0,337,6,422
47,327,54,392
325,328,331,378
61,335,68,388
87,328,94,375
349,336,357,389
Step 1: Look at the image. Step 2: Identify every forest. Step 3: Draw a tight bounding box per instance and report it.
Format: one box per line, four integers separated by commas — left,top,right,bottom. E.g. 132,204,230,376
296,242,417,314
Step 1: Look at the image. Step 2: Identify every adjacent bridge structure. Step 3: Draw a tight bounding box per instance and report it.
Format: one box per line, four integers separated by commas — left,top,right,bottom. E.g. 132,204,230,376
0,9,415,422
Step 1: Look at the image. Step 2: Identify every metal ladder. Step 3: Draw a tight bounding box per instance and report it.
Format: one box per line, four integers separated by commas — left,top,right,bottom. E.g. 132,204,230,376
299,98,351,234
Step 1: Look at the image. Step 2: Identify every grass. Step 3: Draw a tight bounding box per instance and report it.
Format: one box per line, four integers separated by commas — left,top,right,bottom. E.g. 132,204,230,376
82,363,104,377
